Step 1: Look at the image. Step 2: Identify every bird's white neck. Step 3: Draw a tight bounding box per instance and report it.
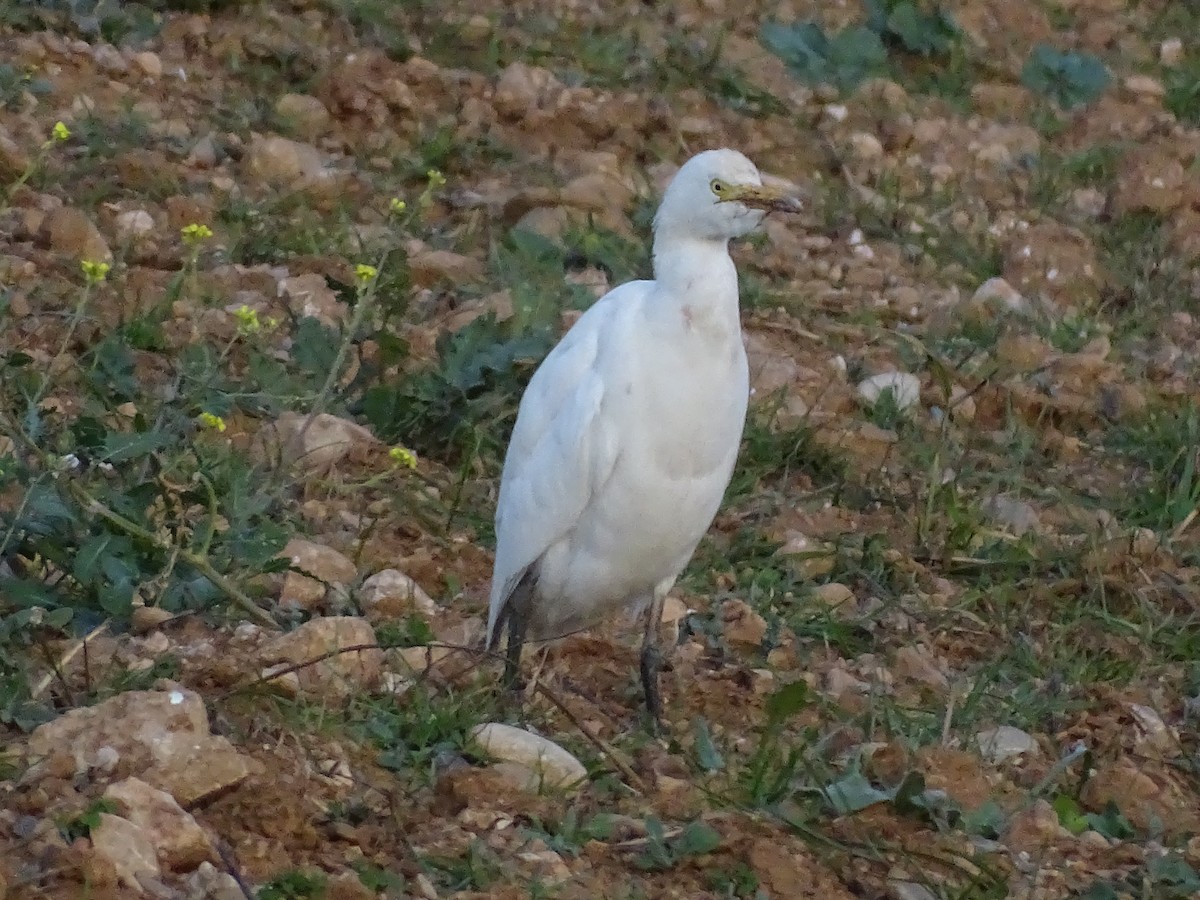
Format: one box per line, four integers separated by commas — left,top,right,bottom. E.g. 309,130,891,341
650,233,741,336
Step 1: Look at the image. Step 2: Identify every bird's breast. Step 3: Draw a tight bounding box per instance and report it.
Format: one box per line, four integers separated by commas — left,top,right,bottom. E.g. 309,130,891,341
623,335,749,477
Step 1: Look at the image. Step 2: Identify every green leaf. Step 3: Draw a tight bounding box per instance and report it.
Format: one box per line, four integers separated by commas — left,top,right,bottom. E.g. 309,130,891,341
0,578,62,609
821,771,891,815
74,533,114,584
97,578,135,618
581,813,617,841
1052,794,1089,834
1147,853,1200,889
292,316,341,379
692,717,726,772
886,3,957,55
825,27,889,90
101,430,171,463
764,680,809,725
675,821,721,857
760,20,830,78
890,770,928,811
963,800,1005,838
1079,883,1120,900
1021,44,1110,109
1084,800,1136,840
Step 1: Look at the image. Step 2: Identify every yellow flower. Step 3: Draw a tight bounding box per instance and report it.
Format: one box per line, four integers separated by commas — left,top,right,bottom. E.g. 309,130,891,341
80,260,110,284
198,412,227,432
232,305,261,335
389,197,407,213
355,263,378,284
181,223,214,245
426,168,446,188
51,121,70,142
389,446,418,469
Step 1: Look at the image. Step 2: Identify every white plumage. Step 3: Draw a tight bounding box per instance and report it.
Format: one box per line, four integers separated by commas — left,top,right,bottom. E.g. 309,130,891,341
485,149,802,724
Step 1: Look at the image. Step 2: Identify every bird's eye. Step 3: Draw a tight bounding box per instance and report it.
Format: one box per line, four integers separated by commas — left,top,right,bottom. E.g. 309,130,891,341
710,179,726,197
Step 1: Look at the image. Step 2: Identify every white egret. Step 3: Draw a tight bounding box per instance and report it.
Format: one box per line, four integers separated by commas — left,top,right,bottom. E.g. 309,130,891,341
486,148,803,727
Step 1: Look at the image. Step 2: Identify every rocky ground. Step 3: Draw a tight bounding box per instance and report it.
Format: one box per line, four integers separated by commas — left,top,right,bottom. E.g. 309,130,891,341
2,0,1200,898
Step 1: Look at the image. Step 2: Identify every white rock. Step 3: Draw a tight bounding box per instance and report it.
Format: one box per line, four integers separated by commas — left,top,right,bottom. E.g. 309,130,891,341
1128,703,1178,756
469,723,587,791
976,725,1039,764
278,538,356,612
857,372,921,412
103,777,213,870
359,569,438,618
981,494,1040,537
115,210,155,242
262,616,384,698
259,411,380,473
970,276,1027,314
889,882,938,900
1160,37,1184,67
90,814,160,892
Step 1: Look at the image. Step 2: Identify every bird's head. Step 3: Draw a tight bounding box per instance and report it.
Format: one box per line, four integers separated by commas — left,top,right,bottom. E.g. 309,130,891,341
654,148,804,242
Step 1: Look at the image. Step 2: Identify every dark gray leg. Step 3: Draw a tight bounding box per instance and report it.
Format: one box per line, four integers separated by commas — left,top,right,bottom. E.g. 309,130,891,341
503,600,527,690
497,571,534,691
640,591,667,732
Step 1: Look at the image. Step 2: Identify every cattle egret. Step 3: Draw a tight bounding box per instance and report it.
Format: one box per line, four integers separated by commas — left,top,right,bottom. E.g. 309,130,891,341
486,148,803,727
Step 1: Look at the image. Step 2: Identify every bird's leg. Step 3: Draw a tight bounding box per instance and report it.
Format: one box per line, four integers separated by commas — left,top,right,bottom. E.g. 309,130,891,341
497,571,535,694
640,590,667,733
503,600,528,691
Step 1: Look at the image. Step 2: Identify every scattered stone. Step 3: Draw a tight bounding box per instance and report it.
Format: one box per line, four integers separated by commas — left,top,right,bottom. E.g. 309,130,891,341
893,645,950,692
278,538,357,613
811,582,856,614
262,616,384,698
26,689,256,807
720,598,768,647
359,568,438,619
975,725,1039,764
89,813,160,892
965,276,1027,321
185,134,218,169
258,411,380,473
889,882,937,900
103,777,213,870
826,666,871,697
493,62,564,119
1160,37,1184,67
183,862,244,900
242,135,327,186
1082,759,1199,833
278,272,345,326
274,93,332,138
130,606,175,634
38,206,112,262
995,332,1054,372
469,723,587,791
1128,703,1178,757
407,245,486,287
115,209,156,242
132,51,162,78
981,494,1041,537
857,371,921,413
1005,798,1069,852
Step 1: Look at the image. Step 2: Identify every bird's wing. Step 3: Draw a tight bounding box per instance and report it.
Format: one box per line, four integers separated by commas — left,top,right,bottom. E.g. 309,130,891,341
486,281,650,645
